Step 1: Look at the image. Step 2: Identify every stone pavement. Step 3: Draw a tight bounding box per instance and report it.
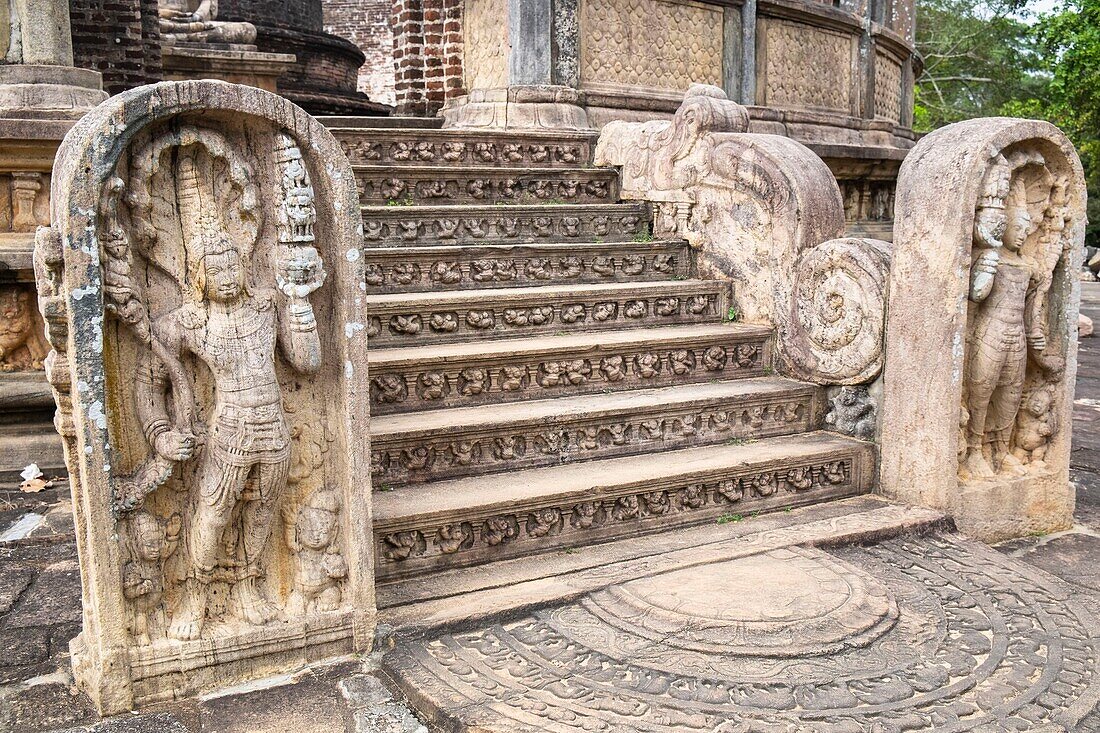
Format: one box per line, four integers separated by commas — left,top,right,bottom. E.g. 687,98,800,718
4,284,1100,731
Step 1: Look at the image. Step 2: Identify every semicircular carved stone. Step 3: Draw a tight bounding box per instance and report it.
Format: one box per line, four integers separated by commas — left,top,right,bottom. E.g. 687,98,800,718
382,532,1100,732
34,80,372,714
783,238,892,385
880,118,1086,542
584,547,899,658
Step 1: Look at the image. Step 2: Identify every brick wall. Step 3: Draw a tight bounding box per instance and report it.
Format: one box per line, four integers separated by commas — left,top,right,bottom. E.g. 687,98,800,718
219,0,323,31
324,0,397,106
69,0,162,94
391,0,464,116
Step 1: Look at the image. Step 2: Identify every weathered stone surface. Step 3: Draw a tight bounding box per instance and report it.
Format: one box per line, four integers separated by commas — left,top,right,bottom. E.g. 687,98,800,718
157,0,257,46
3,681,98,733
385,531,1100,732
367,324,770,414
332,127,597,169
353,163,618,205
0,0,106,119
4,559,80,628
360,203,651,247
377,497,945,630
159,46,296,95
881,118,1087,542
35,80,372,713
373,433,875,581
790,237,892,384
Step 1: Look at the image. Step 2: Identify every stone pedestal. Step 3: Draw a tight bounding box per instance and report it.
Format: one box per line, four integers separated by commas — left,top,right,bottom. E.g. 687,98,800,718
0,0,107,119
0,65,106,119
444,0,591,130
443,85,589,131
160,44,297,93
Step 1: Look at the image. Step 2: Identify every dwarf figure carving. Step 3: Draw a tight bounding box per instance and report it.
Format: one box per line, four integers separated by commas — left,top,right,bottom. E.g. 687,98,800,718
961,155,1062,480
1013,385,1056,466
135,144,324,641
121,511,181,645
0,286,48,371
284,491,347,615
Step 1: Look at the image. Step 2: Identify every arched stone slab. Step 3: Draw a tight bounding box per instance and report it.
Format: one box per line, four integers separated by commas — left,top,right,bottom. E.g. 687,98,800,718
34,80,372,713
880,118,1085,541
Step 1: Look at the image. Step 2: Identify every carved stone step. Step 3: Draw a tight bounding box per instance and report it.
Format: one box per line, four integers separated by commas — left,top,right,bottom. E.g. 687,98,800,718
372,432,876,582
330,127,596,168
372,377,821,488
363,241,691,292
364,279,731,347
0,232,36,279
361,203,651,247
0,425,64,482
367,323,771,415
354,165,619,205
0,371,54,418
376,496,944,630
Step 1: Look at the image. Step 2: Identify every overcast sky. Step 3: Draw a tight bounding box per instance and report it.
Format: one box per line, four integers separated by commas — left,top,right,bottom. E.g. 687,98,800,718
1021,0,1062,17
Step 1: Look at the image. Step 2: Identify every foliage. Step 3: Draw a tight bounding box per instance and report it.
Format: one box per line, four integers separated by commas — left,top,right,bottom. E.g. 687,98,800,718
1031,0,1100,243
915,0,1100,245
914,0,1043,130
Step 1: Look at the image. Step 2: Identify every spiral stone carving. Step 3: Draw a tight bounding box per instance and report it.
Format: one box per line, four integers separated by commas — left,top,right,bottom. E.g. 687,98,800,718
786,237,892,385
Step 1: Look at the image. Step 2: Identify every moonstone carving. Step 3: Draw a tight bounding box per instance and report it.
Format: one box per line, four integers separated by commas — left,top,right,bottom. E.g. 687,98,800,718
880,118,1085,541
34,80,371,714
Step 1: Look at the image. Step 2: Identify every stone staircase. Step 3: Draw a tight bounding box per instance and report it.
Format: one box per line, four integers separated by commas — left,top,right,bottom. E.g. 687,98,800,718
327,123,877,606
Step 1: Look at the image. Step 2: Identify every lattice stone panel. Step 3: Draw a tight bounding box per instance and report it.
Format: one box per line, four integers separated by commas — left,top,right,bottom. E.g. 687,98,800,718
763,19,853,113
580,0,724,92
874,51,903,123
464,0,508,89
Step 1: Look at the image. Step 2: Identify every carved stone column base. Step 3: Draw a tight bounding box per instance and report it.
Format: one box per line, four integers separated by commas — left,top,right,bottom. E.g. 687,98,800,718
160,44,297,94
442,85,592,131
0,65,107,120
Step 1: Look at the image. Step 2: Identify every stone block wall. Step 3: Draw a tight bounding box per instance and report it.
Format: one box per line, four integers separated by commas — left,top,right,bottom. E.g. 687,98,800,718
324,0,397,106
68,0,162,94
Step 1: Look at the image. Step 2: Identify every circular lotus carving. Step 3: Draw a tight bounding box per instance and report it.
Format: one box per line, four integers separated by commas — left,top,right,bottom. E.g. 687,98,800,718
786,237,892,385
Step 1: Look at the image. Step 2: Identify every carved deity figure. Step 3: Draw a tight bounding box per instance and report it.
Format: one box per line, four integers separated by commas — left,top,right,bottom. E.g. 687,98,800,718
121,511,181,645
158,0,257,46
284,491,347,615
135,145,324,641
960,155,1063,481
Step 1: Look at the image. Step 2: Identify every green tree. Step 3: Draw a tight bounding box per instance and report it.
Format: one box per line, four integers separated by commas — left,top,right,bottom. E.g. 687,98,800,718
915,0,1100,245
1030,0,1100,244
914,0,1044,131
